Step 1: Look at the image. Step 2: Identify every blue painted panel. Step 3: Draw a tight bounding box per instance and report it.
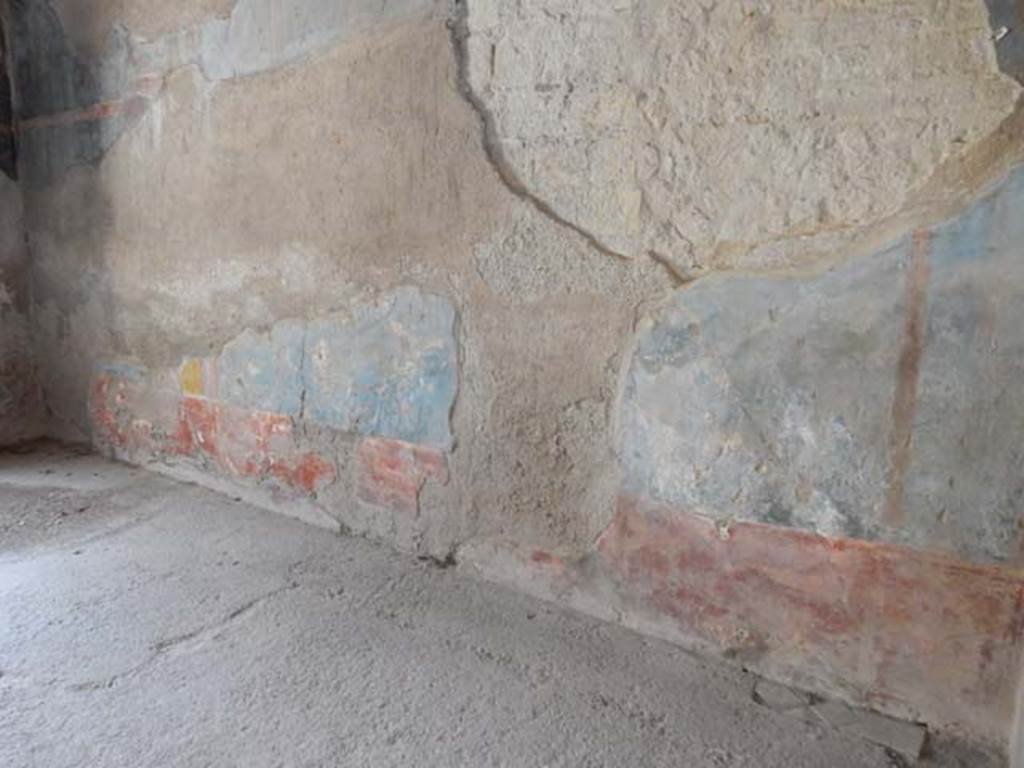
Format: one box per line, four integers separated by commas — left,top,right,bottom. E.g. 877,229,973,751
619,164,1024,562
218,319,306,416
97,361,148,382
303,287,457,448
214,287,458,448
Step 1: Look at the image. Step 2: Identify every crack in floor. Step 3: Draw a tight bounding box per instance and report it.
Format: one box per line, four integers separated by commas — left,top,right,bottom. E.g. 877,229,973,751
68,581,299,693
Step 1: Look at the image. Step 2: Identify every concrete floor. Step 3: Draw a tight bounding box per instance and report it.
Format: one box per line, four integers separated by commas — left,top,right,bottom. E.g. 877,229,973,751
0,445,1001,767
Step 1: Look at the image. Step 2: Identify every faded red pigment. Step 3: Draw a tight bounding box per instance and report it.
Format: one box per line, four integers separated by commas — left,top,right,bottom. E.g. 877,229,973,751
356,437,448,515
882,229,932,527
3,74,162,139
94,368,1022,739
92,370,449,511
91,372,336,495
594,493,1024,740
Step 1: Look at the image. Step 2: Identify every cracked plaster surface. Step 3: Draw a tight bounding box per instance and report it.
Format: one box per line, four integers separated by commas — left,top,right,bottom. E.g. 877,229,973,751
460,0,1021,274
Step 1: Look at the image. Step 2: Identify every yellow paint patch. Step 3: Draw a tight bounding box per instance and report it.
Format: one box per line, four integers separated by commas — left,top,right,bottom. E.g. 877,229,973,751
180,358,204,396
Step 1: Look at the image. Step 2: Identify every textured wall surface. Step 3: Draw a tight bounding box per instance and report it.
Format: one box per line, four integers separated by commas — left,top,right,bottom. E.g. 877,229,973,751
0,28,14,177
89,287,457,537
0,173,43,444
0,24,43,443
462,0,1020,273
620,166,1024,563
587,164,1024,740
6,0,1024,753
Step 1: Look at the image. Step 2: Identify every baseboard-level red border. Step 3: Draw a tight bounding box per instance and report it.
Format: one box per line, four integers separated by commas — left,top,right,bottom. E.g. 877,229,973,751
592,493,1024,743
90,371,448,518
91,373,336,495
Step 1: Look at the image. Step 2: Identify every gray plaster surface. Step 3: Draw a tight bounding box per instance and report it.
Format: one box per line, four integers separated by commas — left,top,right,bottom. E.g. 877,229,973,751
0,445,994,767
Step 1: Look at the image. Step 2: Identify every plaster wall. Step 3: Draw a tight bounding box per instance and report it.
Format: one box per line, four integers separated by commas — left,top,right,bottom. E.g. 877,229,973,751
0,174,41,445
0,25,42,445
6,0,1024,752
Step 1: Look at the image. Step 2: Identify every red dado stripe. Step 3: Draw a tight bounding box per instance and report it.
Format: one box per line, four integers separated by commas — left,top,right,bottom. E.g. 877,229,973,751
594,493,1024,742
0,75,162,136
